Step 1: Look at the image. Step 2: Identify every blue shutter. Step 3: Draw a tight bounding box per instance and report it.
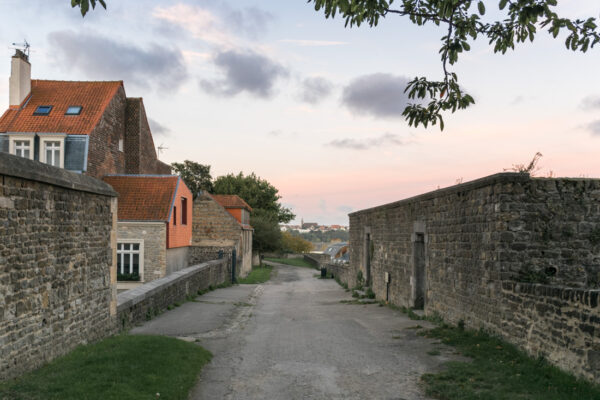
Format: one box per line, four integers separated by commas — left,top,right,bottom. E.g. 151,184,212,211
0,135,8,153
64,135,89,172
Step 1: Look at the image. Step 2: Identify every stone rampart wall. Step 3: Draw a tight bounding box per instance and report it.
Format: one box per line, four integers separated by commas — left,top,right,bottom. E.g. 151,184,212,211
500,282,600,380
0,152,117,380
348,172,600,381
117,259,229,330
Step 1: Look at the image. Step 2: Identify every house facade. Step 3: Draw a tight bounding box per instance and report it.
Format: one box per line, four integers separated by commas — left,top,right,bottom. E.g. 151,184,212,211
191,193,253,277
103,175,193,290
0,50,170,178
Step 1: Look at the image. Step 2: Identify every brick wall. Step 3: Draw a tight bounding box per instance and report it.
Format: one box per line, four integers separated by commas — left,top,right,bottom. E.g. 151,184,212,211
348,173,600,381
117,259,230,330
124,98,171,176
0,152,117,380
117,222,166,283
167,178,193,249
86,87,126,178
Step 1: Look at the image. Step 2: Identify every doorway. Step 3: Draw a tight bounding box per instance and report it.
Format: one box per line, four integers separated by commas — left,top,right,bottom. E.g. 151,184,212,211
413,233,425,309
365,233,371,287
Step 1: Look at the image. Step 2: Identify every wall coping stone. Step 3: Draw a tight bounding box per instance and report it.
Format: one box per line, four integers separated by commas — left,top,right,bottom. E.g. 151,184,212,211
350,172,530,216
351,172,600,216
117,259,223,311
0,151,117,197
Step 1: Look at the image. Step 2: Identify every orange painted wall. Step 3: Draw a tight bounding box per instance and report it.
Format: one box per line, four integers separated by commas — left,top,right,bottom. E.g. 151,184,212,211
166,178,193,249
226,208,242,224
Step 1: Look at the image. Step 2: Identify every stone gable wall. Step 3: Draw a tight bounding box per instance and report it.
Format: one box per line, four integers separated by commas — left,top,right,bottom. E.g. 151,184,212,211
348,173,600,381
191,193,247,277
117,222,166,283
0,152,117,380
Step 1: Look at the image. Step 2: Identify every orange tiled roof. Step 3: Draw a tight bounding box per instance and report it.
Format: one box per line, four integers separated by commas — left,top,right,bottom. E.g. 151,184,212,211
103,175,178,221
211,194,253,212
0,80,123,135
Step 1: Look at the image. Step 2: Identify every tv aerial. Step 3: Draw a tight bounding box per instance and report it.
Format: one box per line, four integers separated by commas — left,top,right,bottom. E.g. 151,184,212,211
157,143,169,157
10,40,30,57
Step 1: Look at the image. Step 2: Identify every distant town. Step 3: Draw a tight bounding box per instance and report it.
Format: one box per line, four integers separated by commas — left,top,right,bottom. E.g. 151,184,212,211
281,219,349,253
280,219,348,233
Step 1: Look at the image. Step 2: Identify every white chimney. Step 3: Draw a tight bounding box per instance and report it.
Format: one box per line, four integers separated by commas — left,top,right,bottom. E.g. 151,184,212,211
9,50,31,107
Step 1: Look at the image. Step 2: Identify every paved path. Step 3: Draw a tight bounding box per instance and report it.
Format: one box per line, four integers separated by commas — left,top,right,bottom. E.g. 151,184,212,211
132,264,459,400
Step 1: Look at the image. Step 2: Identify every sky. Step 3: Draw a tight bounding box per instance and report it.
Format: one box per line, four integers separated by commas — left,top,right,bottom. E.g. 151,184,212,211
0,0,599,225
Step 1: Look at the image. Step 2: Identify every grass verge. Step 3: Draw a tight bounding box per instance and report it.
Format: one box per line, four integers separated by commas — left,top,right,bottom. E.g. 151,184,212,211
0,335,212,400
264,257,314,268
421,325,600,400
238,265,273,284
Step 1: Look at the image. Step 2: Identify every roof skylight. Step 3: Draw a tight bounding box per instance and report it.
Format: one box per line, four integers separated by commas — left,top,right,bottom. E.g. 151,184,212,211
33,105,52,116
65,106,83,115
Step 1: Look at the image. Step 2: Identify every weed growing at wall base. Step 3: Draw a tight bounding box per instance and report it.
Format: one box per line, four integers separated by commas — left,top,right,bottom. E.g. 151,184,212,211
420,325,600,400
238,265,273,284
0,335,212,400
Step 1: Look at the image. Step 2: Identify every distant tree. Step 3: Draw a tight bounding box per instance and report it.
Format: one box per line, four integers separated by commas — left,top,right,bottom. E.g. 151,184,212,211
309,0,600,130
171,160,214,199
71,0,106,16
213,172,294,223
281,231,313,254
250,209,282,253
214,172,295,254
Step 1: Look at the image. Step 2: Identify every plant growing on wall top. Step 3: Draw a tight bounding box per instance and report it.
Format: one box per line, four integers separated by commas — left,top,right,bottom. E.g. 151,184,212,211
504,152,543,176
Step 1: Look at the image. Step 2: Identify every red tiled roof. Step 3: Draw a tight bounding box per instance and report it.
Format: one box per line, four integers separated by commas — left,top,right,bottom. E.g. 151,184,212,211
103,175,178,221
211,194,253,212
0,80,122,135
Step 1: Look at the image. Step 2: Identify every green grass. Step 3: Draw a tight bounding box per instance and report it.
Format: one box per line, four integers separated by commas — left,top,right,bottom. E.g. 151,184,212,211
0,335,212,400
264,257,314,268
421,325,600,400
237,265,273,284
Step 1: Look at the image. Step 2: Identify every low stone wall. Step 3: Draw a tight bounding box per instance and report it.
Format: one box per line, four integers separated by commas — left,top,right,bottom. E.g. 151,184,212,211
499,282,600,381
325,263,352,286
117,259,229,330
188,245,239,280
304,253,330,268
0,152,117,380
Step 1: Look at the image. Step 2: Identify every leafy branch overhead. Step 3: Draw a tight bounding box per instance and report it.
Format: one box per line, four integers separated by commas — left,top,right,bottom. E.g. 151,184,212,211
309,0,600,130
71,0,106,16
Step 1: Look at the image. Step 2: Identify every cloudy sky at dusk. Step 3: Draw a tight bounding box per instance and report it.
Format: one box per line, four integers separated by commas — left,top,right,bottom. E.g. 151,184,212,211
0,0,598,225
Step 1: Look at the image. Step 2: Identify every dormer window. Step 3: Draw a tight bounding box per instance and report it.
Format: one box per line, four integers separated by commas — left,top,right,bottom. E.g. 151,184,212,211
65,106,82,115
33,105,52,116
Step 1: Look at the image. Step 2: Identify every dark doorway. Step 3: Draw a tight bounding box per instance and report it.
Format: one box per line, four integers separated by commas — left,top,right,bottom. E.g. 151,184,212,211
413,233,425,309
365,233,371,287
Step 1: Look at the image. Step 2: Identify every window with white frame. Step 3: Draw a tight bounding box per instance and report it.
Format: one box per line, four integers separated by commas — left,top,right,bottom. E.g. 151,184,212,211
14,140,31,159
38,135,65,168
44,141,61,167
117,242,143,281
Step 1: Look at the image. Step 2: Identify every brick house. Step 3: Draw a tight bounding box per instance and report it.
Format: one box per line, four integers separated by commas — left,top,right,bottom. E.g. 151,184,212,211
103,175,193,290
0,50,170,178
191,193,253,277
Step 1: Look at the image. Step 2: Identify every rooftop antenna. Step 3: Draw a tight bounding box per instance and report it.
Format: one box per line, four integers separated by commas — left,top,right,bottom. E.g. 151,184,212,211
157,143,169,157
10,40,30,58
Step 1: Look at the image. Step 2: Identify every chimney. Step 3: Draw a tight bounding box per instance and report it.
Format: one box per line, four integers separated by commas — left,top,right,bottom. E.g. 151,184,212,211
9,49,31,107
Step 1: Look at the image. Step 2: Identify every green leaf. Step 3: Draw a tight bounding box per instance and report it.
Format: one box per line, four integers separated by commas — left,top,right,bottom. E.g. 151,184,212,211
478,1,485,16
